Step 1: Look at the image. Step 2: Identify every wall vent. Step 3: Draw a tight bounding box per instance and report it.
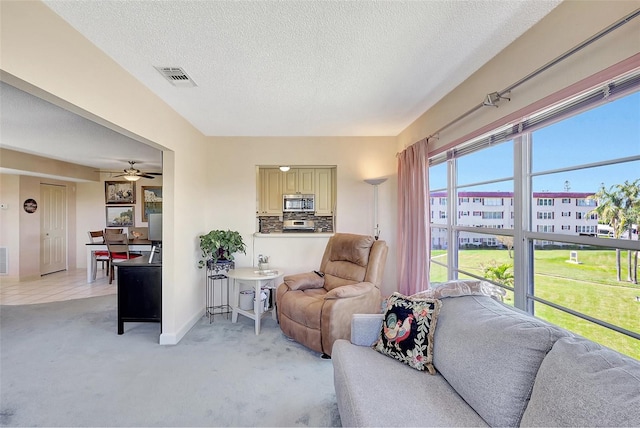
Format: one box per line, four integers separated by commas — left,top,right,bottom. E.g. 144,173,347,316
154,67,197,88
0,247,7,275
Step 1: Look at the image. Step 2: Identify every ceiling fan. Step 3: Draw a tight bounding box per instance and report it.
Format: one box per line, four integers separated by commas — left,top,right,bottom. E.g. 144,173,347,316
108,161,162,181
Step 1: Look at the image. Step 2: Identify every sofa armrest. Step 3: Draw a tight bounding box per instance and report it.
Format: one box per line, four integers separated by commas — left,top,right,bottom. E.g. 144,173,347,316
351,314,383,346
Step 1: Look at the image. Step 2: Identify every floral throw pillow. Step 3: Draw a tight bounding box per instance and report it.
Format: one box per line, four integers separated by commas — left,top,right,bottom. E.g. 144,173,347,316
373,292,442,374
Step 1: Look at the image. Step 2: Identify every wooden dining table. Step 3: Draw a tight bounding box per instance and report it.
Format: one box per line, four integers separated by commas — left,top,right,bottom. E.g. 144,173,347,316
85,239,153,283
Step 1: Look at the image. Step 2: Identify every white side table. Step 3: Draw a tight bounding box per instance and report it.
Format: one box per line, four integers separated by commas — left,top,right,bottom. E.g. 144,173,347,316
227,267,283,335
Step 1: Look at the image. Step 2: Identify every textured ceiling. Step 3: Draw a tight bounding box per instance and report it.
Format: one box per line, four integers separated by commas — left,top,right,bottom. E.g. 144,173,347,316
42,0,561,137
1,1,561,176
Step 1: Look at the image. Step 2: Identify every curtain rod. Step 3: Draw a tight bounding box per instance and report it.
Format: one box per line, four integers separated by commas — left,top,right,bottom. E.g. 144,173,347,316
423,8,640,144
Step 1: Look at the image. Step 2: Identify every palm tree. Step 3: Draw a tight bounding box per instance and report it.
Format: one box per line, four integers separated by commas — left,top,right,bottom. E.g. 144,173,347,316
615,179,640,284
482,261,514,287
590,184,627,282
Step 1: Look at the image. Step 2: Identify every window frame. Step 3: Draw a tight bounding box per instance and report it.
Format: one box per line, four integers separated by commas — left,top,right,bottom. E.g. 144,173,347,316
428,71,640,346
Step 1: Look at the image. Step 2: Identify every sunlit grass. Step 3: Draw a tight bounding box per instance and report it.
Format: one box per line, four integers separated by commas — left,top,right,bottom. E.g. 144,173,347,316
430,248,640,360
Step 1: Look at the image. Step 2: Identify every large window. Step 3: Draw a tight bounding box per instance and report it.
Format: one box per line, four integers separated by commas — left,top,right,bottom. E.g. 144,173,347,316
429,78,640,359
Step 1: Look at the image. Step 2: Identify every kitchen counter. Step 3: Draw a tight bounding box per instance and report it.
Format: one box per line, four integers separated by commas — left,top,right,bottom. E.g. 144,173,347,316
254,232,334,238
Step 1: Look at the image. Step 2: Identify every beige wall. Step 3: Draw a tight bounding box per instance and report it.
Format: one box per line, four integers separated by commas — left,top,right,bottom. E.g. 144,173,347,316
397,1,640,154
0,148,99,181
210,136,398,296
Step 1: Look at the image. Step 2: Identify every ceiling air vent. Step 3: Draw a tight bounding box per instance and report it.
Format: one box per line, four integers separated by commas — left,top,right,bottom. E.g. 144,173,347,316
155,67,197,88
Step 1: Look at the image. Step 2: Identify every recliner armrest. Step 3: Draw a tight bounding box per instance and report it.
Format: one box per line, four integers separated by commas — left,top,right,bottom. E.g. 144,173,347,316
351,314,383,346
324,282,376,299
283,272,325,291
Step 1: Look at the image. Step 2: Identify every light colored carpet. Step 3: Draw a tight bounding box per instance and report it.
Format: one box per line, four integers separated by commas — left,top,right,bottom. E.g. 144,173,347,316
0,295,341,427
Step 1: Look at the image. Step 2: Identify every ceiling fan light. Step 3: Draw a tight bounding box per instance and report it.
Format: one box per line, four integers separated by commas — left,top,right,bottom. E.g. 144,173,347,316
279,166,290,172
123,175,141,182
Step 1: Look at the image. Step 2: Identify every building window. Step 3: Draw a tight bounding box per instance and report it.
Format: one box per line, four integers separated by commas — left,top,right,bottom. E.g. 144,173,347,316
482,211,504,219
562,198,571,203
537,212,554,220
484,198,503,206
472,197,483,203
459,197,469,203
537,225,555,233
576,212,585,220
472,211,482,216
577,198,597,206
561,211,571,217
537,198,554,206
576,225,597,234
561,225,571,231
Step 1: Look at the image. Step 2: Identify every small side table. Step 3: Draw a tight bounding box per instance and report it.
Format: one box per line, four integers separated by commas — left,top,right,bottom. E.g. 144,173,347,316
205,261,234,323
227,267,283,334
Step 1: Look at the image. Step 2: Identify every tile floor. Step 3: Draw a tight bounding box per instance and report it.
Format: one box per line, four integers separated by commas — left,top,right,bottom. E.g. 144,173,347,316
0,268,115,305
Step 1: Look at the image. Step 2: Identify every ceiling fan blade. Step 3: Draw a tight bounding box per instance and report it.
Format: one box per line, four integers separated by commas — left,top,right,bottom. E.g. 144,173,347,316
146,172,162,176
139,174,156,179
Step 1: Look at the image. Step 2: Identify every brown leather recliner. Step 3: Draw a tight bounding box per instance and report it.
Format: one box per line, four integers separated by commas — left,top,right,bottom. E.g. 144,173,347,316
276,233,388,357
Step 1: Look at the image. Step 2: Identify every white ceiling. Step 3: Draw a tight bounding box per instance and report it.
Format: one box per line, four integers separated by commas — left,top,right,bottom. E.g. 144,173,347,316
1,0,561,172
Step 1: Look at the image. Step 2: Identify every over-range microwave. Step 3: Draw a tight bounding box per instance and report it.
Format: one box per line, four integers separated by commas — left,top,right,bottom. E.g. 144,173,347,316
283,194,315,212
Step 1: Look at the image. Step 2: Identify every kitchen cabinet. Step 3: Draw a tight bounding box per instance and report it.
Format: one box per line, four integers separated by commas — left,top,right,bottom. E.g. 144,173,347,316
258,168,283,215
258,167,335,217
314,168,334,216
283,169,314,194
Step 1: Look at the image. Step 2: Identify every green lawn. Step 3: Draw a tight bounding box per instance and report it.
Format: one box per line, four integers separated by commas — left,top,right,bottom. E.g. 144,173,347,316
430,248,640,360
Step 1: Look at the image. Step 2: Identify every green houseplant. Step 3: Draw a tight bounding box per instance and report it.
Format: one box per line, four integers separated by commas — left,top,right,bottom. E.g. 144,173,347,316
198,229,247,269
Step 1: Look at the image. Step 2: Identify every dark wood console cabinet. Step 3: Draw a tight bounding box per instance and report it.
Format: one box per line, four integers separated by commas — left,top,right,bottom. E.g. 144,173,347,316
116,255,162,334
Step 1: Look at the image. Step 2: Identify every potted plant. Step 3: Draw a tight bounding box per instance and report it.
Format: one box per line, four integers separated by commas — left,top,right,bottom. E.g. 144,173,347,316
198,229,247,269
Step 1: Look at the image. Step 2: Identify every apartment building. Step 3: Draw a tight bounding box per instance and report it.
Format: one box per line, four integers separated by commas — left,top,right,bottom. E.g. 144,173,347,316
430,191,604,248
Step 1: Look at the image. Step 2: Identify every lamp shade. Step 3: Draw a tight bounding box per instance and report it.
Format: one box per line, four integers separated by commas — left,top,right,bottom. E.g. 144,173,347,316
279,166,291,172
364,178,387,186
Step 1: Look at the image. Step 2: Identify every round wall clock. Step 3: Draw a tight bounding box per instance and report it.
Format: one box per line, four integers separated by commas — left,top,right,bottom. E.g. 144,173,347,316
23,198,38,213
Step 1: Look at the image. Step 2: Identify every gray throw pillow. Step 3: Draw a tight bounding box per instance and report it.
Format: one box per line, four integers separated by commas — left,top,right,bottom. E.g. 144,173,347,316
433,296,569,427
520,336,640,427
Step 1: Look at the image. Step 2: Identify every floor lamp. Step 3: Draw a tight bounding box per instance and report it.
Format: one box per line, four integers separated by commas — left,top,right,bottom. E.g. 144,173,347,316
364,178,387,240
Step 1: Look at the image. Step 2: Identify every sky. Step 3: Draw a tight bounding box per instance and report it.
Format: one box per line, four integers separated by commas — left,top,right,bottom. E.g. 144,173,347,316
430,91,640,193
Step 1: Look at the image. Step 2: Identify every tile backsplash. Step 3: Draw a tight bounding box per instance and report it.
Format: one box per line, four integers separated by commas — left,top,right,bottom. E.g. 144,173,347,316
258,213,334,233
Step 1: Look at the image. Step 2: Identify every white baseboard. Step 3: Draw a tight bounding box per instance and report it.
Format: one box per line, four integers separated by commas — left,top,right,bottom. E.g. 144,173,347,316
159,308,205,345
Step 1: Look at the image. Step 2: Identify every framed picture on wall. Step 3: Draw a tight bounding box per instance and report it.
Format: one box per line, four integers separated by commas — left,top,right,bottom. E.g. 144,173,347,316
105,181,136,204
106,206,135,227
142,186,162,222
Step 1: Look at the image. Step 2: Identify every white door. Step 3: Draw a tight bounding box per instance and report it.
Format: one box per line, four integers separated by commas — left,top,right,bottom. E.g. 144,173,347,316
40,184,67,275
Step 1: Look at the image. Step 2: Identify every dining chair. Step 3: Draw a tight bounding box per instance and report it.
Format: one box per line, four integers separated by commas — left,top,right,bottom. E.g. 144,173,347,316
88,230,110,274
104,228,124,236
105,233,142,284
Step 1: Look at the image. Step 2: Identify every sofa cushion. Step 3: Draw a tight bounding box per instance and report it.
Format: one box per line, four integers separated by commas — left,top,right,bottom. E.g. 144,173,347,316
373,293,441,373
433,296,569,427
412,279,506,301
333,339,489,427
520,336,640,427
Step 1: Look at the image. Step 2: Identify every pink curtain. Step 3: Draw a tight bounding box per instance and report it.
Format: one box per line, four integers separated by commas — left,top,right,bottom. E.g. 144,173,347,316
397,139,430,295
